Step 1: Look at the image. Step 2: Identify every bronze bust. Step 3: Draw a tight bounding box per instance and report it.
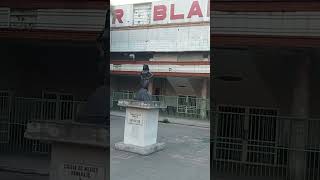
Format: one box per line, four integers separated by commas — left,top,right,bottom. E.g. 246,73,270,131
135,65,153,101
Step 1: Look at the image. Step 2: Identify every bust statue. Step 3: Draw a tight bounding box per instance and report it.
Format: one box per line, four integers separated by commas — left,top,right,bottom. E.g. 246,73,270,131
135,65,153,101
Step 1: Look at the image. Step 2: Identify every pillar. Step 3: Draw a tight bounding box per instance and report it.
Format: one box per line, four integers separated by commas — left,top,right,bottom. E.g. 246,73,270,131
200,78,208,119
290,58,311,180
148,79,154,95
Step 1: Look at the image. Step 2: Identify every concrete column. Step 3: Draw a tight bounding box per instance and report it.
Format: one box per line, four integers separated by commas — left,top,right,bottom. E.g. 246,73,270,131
110,77,116,108
200,78,208,119
148,79,154,95
290,58,311,180
110,89,113,108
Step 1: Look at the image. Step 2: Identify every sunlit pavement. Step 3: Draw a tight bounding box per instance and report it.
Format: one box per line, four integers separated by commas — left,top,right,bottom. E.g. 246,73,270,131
110,115,210,180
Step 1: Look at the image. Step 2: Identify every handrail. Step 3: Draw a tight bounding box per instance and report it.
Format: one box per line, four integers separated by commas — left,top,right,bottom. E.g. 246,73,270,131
118,99,167,109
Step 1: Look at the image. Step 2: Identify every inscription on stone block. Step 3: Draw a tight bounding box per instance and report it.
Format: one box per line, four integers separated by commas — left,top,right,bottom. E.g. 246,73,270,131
128,111,143,125
62,163,104,180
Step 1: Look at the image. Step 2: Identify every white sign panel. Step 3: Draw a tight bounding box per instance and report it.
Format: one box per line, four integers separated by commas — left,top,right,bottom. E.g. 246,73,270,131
128,111,143,126
111,0,209,27
111,26,209,52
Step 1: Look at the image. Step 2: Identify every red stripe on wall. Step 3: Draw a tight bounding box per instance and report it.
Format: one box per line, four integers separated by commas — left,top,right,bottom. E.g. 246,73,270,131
212,34,320,48
111,71,210,77
0,29,99,41
212,1,320,12
111,61,210,65
0,0,108,9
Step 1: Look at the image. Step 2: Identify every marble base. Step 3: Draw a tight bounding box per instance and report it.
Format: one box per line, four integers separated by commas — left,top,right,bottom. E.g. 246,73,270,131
115,142,165,156
24,121,108,180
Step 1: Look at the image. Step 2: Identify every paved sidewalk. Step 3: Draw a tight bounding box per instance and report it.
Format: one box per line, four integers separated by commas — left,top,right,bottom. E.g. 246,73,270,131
0,153,49,175
0,115,210,180
0,171,48,180
111,115,210,180
110,110,210,128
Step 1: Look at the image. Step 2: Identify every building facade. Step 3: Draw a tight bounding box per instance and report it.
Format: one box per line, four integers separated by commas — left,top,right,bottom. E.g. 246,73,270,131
110,0,210,119
0,0,107,153
212,1,320,180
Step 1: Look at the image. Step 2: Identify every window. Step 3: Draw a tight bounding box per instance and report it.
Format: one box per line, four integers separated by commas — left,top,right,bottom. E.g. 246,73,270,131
133,3,152,26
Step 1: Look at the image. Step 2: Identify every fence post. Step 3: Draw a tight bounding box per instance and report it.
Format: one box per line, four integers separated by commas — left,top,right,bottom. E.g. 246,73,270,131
212,107,218,172
110,92,113,109
200,78,208,119
289,58,310,180
241,108,249,164
200,98,207,119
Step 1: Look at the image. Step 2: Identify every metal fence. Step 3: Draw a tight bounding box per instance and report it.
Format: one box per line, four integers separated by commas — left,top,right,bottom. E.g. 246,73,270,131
111,91,210,120
212,105,320,180
0,95,86,154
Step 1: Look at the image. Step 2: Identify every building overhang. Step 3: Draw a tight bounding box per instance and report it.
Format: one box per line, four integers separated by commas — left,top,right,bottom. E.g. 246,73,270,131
111,71,209,78
0,7,106,41
212,34,320,48
0,0,107,9
110,61,210,78
212,1,320,12
0,29,99,41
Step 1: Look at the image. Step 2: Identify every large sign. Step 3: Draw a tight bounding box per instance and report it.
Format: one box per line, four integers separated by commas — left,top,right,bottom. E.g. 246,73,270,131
111,0,210,27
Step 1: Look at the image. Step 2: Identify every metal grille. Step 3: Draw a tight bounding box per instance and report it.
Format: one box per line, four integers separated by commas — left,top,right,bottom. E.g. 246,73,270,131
42,92,75,121
111,91,210,120
212,105,320,180
0,91,11,144
0,95,86,154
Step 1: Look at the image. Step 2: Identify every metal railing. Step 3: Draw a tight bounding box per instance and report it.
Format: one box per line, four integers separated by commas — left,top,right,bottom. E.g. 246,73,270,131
212,108,320,180
0,96,86,154
111,91,210,120
118,99,166,109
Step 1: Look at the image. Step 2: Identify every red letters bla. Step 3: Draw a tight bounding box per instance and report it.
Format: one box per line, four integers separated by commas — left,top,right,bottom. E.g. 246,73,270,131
170,4,184,20
112,9,124,24
154,5,167,21
187,1,203,18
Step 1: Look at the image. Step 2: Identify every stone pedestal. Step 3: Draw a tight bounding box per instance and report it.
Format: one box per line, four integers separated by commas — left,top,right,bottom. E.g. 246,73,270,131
115,100,166,155
24,121,108,180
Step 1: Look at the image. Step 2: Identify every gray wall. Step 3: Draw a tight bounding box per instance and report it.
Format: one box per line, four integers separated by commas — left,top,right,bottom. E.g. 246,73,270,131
213,48,320,117
0,41,101,100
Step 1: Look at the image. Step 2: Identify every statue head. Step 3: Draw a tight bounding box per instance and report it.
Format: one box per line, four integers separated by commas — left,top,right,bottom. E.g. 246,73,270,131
143,64,149,71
